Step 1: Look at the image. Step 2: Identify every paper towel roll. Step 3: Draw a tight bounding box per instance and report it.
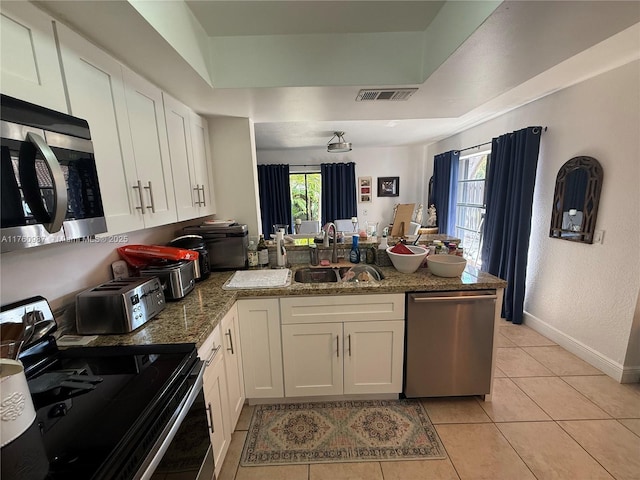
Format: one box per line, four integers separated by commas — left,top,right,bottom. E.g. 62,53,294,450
1,359,36,448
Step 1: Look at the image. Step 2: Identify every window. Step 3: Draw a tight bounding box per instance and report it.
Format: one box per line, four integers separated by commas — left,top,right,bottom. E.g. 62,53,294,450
290,172,321,222
455,151,489,266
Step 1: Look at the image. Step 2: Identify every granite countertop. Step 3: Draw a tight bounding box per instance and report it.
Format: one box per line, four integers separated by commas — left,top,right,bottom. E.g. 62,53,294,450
85,263,506,350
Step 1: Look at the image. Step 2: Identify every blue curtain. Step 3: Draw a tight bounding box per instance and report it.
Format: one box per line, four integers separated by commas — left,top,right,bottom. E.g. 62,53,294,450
257,164,292,236
481,127,542,324
432,151,460,236
321,162,357,224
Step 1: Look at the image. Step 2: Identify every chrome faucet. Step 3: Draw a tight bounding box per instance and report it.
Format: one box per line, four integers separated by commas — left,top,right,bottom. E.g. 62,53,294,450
324,222,339,263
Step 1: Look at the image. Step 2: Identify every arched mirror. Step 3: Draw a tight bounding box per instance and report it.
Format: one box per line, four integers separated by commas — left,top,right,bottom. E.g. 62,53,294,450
549,156,603,244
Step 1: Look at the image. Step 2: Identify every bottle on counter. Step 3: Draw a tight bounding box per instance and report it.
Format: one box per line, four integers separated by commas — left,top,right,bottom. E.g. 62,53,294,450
349,235,360,263
257,234,269,268
247,240,258,268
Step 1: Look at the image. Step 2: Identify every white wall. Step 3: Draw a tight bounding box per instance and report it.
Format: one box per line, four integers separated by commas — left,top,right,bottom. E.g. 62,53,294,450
425,60,640,382
209,117,262,235
257,145,426,231
0,221,199,311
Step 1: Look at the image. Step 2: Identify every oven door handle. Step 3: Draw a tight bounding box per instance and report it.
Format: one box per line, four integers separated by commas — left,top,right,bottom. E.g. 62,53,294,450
137,359,205,480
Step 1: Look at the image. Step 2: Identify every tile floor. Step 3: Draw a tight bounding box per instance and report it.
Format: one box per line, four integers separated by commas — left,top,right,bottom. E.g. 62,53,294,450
219,322,640,480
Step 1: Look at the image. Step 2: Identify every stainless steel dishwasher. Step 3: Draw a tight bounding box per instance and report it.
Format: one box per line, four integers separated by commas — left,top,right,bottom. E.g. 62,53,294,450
404,290,497,398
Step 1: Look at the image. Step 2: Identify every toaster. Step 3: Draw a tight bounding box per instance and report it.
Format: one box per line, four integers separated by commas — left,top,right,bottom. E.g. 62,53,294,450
76,277,165,334
139,260,196,301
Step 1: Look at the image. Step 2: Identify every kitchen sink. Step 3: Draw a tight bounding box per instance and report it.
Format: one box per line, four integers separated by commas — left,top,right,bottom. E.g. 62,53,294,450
293,267,351,283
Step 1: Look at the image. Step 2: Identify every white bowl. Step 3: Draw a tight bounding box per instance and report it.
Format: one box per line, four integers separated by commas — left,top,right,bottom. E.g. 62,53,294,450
386,245,428,273
427,254,467,277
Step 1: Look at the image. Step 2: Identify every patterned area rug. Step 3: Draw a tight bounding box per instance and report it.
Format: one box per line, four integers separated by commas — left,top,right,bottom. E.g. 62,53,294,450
240,399,446,466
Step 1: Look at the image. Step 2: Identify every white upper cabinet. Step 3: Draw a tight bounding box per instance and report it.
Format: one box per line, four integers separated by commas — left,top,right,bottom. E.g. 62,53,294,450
122,68,177,228
189,112,216,216
56,24,144,234
0,1,67,112
163,93,216,220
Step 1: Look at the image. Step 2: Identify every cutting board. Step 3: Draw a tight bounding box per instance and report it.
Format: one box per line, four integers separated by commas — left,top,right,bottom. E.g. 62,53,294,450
223,269,291,289
391,203,415,236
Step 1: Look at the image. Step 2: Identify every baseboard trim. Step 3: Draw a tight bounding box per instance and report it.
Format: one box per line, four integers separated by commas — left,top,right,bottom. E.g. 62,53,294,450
247,393,398,405
523,311,639,383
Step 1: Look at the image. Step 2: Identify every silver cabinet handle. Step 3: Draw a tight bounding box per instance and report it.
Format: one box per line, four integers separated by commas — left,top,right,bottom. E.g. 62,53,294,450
133,180,146,214
412,294,497,303
193,185,202,206
336,335,339,358
144,181,156,213
348,334,351,357
25,132,67,233
206,403,214,434
200,185,206,207
225,329,235,355
205,344,221,366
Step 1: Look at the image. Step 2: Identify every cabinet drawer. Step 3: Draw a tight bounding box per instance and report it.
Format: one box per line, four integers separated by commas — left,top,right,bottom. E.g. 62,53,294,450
280,294,404,324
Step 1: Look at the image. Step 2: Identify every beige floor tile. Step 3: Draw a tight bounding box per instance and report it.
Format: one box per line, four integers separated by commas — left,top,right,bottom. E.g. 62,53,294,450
499,325,556,346
562,375,640,418
559,419,640,480
236,404,255,431
513,377,610,420
493,366,507,378
309,462,383,480
497,421,614,479
618,418,640,437
421,397,491,424
436,423,535,480
494,333,517,347
480,378,551,422
380,459,460,480
218,431,247,480
235,464,309,480
522,346,603,376
495,348,555,377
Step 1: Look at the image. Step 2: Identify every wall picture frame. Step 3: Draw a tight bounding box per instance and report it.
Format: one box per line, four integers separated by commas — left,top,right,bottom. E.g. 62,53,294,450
377,176,399,197
358,176,372,203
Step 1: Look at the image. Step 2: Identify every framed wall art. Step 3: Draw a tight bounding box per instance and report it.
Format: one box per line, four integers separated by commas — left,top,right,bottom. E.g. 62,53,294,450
377,176,399,197
358,176,372,203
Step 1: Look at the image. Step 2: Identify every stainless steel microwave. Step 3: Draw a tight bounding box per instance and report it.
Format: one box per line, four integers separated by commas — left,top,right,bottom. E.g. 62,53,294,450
1,94,107,252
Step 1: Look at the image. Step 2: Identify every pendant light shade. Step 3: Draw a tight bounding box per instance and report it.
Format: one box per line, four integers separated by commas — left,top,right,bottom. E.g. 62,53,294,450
327,131,352,153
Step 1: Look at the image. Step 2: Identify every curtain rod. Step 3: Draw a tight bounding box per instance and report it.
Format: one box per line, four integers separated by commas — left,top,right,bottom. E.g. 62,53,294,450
458,126,547,153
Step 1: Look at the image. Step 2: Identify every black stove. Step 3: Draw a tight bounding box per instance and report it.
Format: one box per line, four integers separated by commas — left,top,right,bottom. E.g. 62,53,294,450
1,297,205,480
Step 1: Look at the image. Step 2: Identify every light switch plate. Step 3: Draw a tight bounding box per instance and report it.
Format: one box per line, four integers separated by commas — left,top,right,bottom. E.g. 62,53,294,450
593,230,604,244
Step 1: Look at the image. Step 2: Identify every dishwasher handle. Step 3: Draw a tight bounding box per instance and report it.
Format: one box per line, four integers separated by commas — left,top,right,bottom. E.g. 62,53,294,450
410,293,497,303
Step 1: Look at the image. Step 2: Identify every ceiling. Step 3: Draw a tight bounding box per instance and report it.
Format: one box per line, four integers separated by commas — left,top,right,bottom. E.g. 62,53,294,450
37,1,640,151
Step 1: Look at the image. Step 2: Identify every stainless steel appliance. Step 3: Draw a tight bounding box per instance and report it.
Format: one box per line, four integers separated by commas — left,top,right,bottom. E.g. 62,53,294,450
183,223,248,271
0,296,214,480
76,277,165,334
139,260,196,301
404,290,497,398
168,235,210,281
1,94,106,252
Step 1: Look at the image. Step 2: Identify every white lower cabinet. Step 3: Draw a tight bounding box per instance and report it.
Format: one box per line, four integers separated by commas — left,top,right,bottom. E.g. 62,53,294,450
198,324,230,477
282,320,404,397
221,303,245,429
237,299,284,399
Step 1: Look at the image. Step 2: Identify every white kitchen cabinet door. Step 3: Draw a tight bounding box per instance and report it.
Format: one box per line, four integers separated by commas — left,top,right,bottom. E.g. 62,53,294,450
122,68,177,227
237,299,284,399
162,92,199,221
56,24,144,235
343,320,404,395
221,303,245,430
282,322,343,397
204,348,231,478
189,112,216,216
0,2,67,112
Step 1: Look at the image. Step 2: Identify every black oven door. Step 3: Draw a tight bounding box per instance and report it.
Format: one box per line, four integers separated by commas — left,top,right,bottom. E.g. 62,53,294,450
139,360,215,480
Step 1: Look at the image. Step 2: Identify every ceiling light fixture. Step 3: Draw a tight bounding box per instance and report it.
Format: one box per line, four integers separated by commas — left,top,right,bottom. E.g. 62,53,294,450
327,131,352,153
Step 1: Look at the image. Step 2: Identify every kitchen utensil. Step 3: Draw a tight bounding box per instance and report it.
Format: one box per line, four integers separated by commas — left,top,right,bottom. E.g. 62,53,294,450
387,245,428,273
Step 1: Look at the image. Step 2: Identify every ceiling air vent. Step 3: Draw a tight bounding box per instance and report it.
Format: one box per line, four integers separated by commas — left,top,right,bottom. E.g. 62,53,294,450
356,88,418,102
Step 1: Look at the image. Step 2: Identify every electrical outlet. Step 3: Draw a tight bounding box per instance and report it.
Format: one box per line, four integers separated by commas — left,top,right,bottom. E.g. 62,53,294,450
593,230,604,244
362,209,368,216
